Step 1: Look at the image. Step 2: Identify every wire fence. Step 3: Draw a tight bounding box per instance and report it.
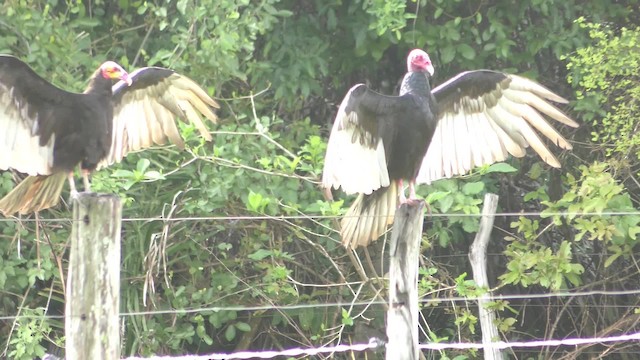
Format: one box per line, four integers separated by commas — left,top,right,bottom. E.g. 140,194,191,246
104,333,640,360
122,338,384,360
2,288,640,322
4,199,640,358
1,210,640,223
42,332,640,359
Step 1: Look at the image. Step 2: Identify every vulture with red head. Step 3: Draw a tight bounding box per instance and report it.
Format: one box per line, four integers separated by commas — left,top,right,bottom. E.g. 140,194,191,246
322,49,578,249
0,55,218,215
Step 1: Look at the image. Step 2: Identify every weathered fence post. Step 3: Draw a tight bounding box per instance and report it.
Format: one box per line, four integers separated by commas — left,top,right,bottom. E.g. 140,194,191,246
469,193,503,360
386,201,425,360
65,193,122,359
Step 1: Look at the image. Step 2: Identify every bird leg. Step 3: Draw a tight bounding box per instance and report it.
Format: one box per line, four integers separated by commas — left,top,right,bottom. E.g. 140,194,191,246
408,181,418,200
398,179,407,204
404,180,421,205
398,179,420,205
397,179,431,215
68,172,79,199
82,169,91,192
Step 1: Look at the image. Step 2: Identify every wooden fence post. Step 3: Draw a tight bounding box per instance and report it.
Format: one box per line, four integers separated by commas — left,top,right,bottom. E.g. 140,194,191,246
65,193,122,360
386,201,425,360
469,193,503,360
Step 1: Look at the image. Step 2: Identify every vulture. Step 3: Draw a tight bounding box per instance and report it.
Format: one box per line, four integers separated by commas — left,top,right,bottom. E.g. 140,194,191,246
0,55,218,216
322,49,578,249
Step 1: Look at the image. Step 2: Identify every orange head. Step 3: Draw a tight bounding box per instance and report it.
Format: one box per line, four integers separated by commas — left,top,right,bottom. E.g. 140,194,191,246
100,61,132,86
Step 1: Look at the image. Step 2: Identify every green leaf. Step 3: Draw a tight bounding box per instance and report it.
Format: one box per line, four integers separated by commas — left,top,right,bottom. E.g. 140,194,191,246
136,158,151,173
457,43,475,60
209,313,222,328
0,270,6,288
247,191,265,212
434,7,443,19
438,230,450,247
70,17,101,28
327,8,337,29
110,169,134,178
425,191,451,204
487,163,517,174
136,3,147,14
235,322,251,332
341,308,353,326
225,325,236,342
144,171,165,181
462,181,484,195
298,309,314,330
438,195,454,213
176,0,188,14
248,249,272,261
440,46,456,64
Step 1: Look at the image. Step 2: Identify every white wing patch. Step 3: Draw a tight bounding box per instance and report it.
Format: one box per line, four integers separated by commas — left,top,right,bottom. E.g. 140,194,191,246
322,85,390,195
417,74,578,184
102,72,218,167
0,84,54,176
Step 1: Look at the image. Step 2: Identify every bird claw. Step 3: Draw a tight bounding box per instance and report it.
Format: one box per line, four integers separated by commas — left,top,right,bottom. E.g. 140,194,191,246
401,198,419,205
69,190,80,203
399,197,432,216
399,197,422,206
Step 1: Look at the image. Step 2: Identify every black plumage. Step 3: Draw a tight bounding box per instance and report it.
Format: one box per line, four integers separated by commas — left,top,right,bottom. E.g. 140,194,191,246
323,49,578,248
0,55,218,215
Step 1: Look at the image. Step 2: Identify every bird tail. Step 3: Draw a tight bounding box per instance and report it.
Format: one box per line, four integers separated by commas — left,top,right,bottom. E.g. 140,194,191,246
340,183,398,249
0,173,67,216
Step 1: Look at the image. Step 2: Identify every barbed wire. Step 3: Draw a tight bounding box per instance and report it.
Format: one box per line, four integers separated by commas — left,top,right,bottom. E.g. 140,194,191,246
0,210,639,223
3,288,640,322
418,332,640,350
121,338,384,360
45,332,640,359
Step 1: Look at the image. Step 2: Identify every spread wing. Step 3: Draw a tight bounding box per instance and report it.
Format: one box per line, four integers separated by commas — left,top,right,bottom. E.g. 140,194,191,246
417,70,578,184
322,84,414,196
102,67,219,166
0,55,78,176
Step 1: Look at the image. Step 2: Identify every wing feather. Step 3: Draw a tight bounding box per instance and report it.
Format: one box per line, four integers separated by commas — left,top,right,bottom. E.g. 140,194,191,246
441,112,456,178
102,68,218,167
476,112,495,167
485,111,525,158
417,70,577,184
322,84,399,195
452,112,473,173
456,110,472,172
426,118,444,181
0,56,65,175
152,102,184,147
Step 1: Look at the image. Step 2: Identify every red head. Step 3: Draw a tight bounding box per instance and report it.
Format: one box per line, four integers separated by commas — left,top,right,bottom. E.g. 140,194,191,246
407,49,434,75
100,61,132,86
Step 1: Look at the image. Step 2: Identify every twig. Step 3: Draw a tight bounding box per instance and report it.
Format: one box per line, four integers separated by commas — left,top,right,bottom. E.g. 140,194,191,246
132,22,155,68
214,85,271,101
249,90,297,159
1,287,31,357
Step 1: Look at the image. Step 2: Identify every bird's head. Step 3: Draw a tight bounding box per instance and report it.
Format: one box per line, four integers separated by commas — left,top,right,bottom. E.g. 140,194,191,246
100,61,132,86
407,49,434,76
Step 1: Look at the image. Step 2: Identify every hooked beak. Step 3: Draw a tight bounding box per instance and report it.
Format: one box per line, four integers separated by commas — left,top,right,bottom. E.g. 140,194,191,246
122,73,133,86
426,63,434,76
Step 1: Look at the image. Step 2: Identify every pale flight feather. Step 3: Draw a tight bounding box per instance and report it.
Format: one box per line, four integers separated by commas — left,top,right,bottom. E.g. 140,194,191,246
322,84,390,195
0,84,54,176
417,73,577,184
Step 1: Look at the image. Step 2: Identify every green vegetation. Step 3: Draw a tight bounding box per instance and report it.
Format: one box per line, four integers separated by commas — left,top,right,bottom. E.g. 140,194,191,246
1,0,639,359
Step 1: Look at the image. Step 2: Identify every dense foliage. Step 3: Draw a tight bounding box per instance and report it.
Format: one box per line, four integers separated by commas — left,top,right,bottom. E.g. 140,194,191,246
1,0,639,359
